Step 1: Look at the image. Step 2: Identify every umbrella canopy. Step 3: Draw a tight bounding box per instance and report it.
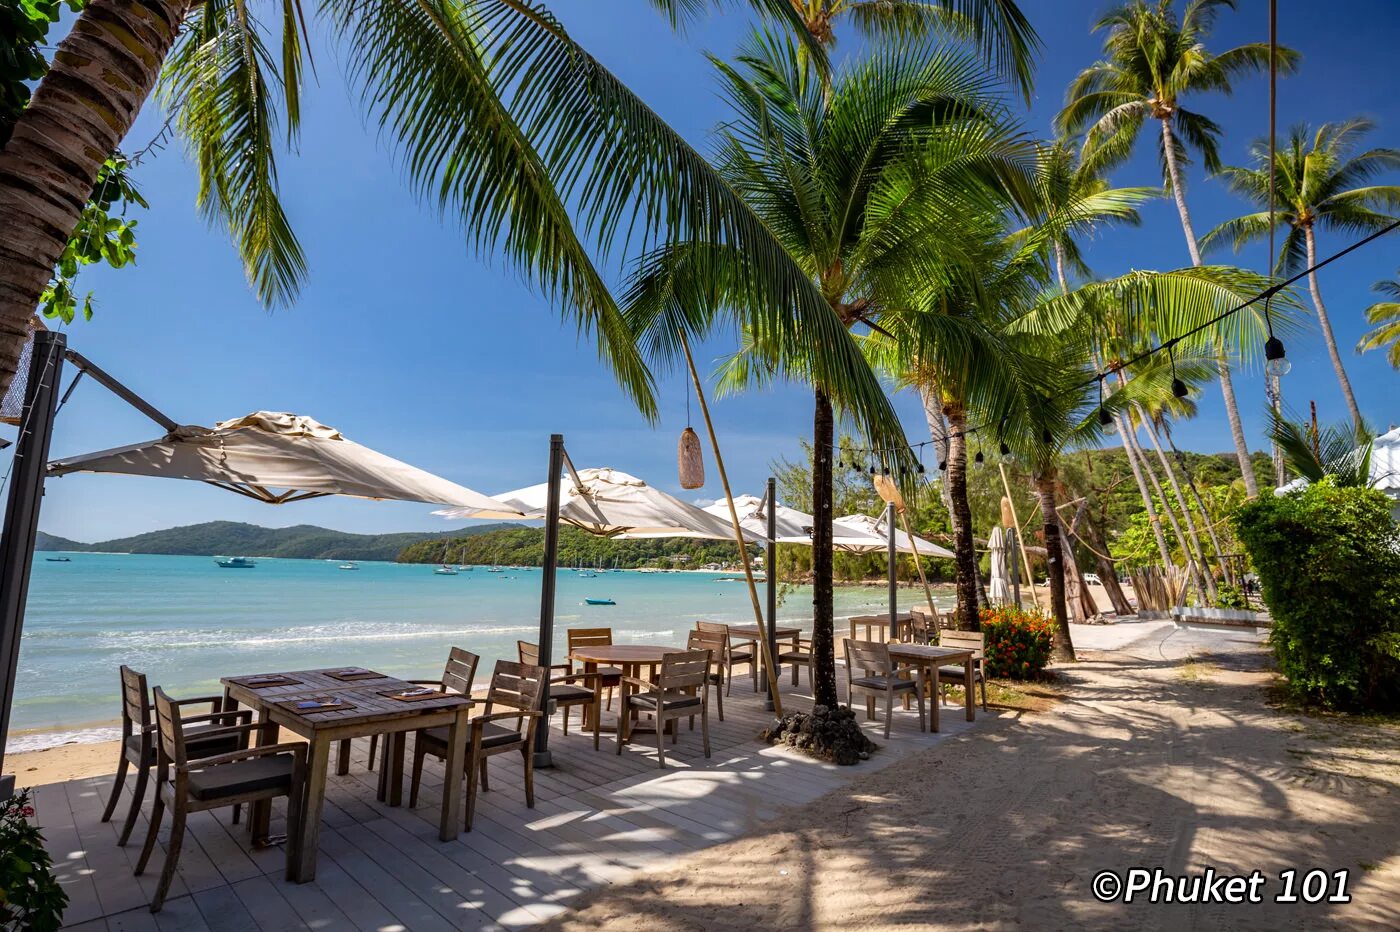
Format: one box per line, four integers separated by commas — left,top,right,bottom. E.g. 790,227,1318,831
48,411,523,513
988,525,1011,603
820,513,955,558
616,493,810,542
437,467,756,540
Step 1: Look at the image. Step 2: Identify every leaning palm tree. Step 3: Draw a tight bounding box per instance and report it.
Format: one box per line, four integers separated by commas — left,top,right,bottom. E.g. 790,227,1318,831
1357,270,1400,368
1056,0,1298,497
624,31,1033,705
0,0,897,419
1268,409,1374,489
1205,120,1400,430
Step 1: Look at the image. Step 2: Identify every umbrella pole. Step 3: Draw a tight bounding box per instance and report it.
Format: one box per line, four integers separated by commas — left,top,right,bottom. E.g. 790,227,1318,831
898,509,939,625
886,501,898,631
678,331,783,716
998,463,1041,610
765,477,779,712
532,433,565,768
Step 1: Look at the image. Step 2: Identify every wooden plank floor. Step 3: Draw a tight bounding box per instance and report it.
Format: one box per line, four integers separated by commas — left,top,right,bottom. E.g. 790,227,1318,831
38,675,988,931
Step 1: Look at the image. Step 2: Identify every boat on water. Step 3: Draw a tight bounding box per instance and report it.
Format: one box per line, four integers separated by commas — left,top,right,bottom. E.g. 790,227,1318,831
578,572,598,578
214,556,256,569
455,566,473,572
434,565,458,576
584,597,616,606
486,566,503,573
339,563,359,571
45,557,71,563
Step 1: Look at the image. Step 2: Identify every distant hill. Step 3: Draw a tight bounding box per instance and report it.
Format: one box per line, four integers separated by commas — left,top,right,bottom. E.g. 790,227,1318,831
35,520,516,561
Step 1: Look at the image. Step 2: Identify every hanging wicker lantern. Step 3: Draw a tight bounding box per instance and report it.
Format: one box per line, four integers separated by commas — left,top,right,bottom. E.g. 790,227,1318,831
678,427,705,489
872,472,905,511
1000,496,1015,529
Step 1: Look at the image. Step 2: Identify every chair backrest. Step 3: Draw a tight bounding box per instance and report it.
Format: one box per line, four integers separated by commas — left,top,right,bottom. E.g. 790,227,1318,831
567,628,613,652
484,660,547,716
658,649,710,693
686,629,723,673
118,665,150,736
151,686,187,768
441,647,480,695
516,640,541,667
939,630,985,659
695,621,732,659
844,638,892,681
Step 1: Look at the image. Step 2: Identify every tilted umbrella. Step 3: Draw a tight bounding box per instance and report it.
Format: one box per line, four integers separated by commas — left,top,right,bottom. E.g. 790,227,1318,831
49,411,523,514
829,513,954,558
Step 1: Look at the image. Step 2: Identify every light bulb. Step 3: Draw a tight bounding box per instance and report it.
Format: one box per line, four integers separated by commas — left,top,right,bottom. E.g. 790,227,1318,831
1171,377,1188,399
1264,336,1291,377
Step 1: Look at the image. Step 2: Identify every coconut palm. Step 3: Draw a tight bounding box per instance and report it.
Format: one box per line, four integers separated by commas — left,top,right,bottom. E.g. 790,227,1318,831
623,31,1033,705
1268,409,1374,489
0,0,897,426
1357,271,1400,368
1056,0,1298,497
1205,120,1400,429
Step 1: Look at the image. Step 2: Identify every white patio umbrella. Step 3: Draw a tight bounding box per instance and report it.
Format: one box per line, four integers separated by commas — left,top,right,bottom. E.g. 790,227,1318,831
828,513,955,558
48,411,524,514
988,526,1011,604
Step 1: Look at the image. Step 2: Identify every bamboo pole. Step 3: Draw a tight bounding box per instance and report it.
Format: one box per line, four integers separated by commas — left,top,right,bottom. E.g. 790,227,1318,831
997,462,1041,609
898,509,939,623
677,331,783,716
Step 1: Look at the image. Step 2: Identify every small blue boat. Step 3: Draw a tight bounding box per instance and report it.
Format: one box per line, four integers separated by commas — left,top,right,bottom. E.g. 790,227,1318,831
584,598,616,606
215,556,256,569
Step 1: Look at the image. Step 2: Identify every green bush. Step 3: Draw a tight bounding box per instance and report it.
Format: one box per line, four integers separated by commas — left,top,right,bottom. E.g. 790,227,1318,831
1212,583,1248,610
1232,479,1400,711
1,790,67,931
978,606,1056,679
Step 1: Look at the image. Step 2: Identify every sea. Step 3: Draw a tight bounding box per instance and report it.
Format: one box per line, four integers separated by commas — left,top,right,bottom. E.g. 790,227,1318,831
6,553,953,752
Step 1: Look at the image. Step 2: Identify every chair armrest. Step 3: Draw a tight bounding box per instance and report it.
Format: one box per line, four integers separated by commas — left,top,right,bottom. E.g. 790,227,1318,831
179,709,253,728
620,675,657,692
472,710,542,727
182,742,306,771
550,671,605,687
406,679,447,691
171,694,225,710
174,722,265,743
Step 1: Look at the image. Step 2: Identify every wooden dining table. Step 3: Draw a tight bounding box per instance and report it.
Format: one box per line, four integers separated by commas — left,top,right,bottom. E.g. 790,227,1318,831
221,668,472,882
569,644,685,733
887,644,977,732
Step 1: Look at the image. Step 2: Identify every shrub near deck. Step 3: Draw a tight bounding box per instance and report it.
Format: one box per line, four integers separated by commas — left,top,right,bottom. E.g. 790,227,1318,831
979,606,1056,679
1233,479,1400,711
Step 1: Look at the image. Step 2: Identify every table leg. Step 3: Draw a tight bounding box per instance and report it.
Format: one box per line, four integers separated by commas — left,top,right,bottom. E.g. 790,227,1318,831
929,664,940,733
439,708,468,841
582,660,599,730
964,657,975,722
250,709,279,843
293,736,330,883
387,733,405,807
336,739,351,776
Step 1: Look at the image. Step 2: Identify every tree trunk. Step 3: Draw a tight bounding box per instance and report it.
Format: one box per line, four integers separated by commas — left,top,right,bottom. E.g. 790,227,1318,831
1160,418,1234,586
1159,115,1258,496
1137,406,1217,602
1074,509,1135,614
917,379,953,513
1304,225,1365,431
1123,412,1206,595
1035,468,1074,662
810,387,838,709
1267,371,1286,487
1061,498,1100,621
1115,410,1173,567
0,0,192,396
944,402,980,631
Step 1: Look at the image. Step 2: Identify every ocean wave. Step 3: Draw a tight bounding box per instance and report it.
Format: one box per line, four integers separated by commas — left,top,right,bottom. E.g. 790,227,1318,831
7,725,122,754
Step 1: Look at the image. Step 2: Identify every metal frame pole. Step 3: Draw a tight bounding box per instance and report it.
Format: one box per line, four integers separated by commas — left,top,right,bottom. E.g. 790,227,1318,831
0,331,66,788
886,500,897,634
532,433,564,768
764,477,778,711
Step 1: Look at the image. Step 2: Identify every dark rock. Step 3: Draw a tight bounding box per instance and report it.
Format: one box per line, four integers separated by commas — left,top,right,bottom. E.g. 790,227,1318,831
758,704,878,765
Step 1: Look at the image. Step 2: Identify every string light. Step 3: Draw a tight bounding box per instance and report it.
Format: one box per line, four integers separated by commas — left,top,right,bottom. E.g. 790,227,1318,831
1168,342,1189,399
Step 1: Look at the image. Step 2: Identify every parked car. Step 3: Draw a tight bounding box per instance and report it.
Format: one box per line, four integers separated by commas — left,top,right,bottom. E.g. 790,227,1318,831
1082,572,1102,586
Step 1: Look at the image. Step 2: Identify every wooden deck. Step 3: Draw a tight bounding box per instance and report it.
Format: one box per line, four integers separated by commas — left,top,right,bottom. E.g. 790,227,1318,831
36,676,988,931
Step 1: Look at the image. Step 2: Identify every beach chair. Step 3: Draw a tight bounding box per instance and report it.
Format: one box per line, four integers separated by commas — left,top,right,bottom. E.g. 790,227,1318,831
686,628,725,722
617,649,711,769
408,660,546,831
136,687,305,912
518,640,603,749
935,630,989,711
367,647,479,770
566,627,622,708
696,620,758,695
101,666,251,846
844,639,925,738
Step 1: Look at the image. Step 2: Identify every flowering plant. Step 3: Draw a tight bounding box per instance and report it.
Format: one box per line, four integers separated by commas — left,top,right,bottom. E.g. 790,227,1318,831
2,790,67,931
979,606,1056,680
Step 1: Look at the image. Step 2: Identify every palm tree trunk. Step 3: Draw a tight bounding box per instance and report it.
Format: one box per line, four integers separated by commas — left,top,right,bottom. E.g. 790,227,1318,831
0,0,192,396
917,379,953,513
1160,115,1258,496
1115,411,1173,567
1123,412,1204,593
1160,418,1235,586
1074,510,1135,614
944,402,980,631
1303,225,1365,430
1267,372,1286,487
810,387,838,709
1035,467,1074,661
1137,406,1217,601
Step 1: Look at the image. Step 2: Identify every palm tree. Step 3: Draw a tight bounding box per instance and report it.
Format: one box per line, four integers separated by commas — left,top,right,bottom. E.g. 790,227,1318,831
625,31,1031,704
1056,0,1298,497
0,0,878,421
1268,409,1374,489
1205,120,1400,429
1358,270,1400,368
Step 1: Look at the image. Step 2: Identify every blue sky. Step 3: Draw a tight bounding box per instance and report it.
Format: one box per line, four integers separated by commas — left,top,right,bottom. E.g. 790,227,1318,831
21,0,1400,542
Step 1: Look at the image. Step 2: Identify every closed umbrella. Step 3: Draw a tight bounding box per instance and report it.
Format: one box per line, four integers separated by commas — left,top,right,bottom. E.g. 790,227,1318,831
49,411,522,514
988,526,1011,604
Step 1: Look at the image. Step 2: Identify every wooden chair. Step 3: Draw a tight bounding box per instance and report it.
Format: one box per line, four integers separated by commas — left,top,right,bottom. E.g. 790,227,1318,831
566,627,621,709
518,640,602,749
409,660,545,832
935,630,989,711
696,620,757,695
617,649,711,768
135,687,306,912
844,639,925,738
101,666,250,846
908,607,938,645
368,647,479,770
686,628,725,721
778,632,815,687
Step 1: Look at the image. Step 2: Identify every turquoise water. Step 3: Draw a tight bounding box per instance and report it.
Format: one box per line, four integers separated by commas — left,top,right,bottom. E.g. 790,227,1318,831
8,553,951,749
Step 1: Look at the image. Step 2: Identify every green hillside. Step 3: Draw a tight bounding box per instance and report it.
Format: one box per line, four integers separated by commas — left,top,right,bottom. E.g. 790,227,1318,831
399,525,746,569
35,521,514,561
